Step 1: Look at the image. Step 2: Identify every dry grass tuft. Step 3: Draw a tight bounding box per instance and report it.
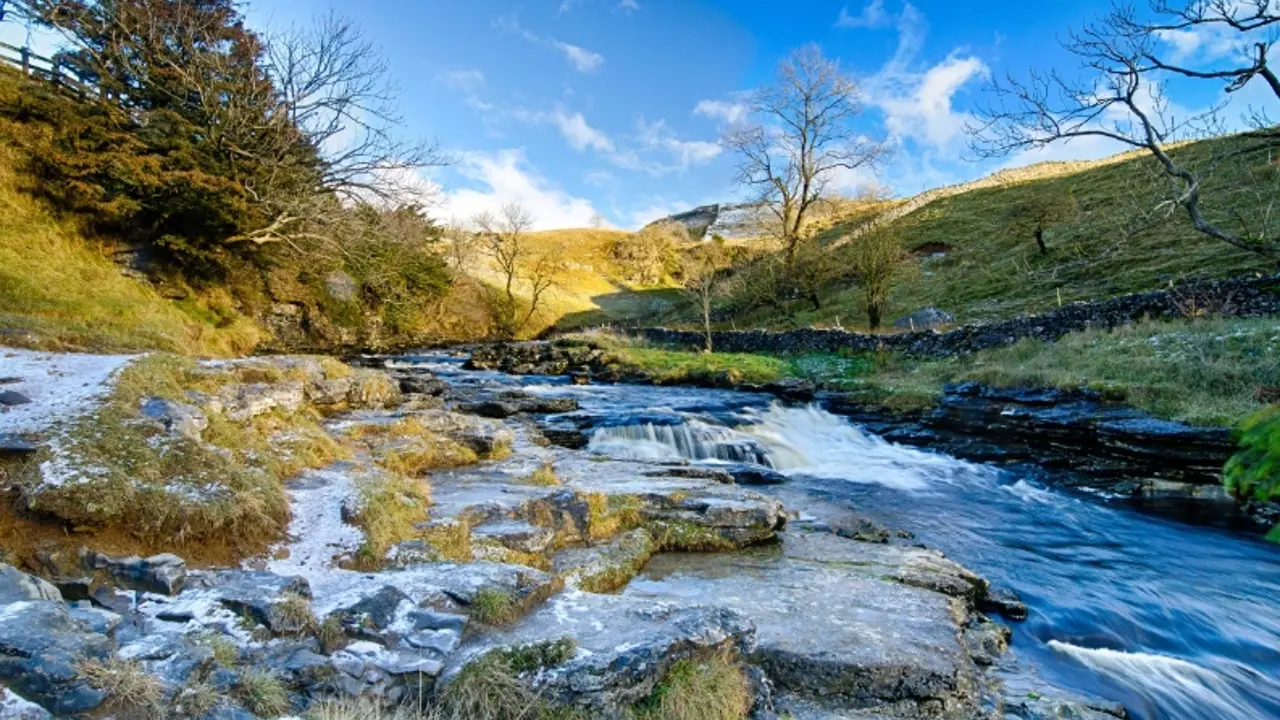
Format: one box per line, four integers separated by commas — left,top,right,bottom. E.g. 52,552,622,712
348,470,432,567
631,651,752,720
584,492,643,541
79,658,165,718
520,462,561,487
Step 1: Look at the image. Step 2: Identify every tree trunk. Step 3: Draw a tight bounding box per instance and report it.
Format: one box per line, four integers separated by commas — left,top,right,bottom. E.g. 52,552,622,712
1034,225,1047,254
808,291,821,311
867,302,882,331
702,294,714,353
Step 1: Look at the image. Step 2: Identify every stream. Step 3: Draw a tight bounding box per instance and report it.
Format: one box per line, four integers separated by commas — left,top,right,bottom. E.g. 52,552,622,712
412,354,1280,720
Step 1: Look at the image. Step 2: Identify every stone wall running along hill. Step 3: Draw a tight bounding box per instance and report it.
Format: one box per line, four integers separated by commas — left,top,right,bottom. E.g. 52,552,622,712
630,272,1280,358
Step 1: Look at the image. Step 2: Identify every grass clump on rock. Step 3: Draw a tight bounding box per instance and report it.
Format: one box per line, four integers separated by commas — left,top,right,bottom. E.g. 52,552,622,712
438,640,577,720
469,588,519,626
348,470,433,568
79,658,165,718
347,417,480,476
23,355,293,560
237,669,292,717
584,492,643,541
631,651,752,720
521,462,561,487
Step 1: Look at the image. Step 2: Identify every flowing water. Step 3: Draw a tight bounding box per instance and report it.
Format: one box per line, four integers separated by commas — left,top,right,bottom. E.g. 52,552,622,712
414,356,1280,719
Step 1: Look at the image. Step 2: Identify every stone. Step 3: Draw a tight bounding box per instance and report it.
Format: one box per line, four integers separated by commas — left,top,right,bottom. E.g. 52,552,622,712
218,381,305,422
0,564,62,604
0,601,112,716
962,619,1011,666
81,551,187,595
0,433,38,455
724,465,788,486
66,603,122,635
980,586,1028,621
535,419,590,449
459,400,524,419
397,374,449,396
553,528,654,592
472,520,556,554
337,585,410,633
625,531,988,716
412,410,514,456
139,397,208,440
892,307,955,331
0,390,31,407
446,593,755,714
761,379,817,402
0,688,52,720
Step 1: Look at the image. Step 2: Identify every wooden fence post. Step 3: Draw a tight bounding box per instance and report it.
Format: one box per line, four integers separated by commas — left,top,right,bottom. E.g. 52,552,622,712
20,46,30,75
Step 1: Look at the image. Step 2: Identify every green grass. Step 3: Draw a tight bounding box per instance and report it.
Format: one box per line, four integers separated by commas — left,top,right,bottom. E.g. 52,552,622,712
853,317,1280,426
0,149,261,355
591,317,1279,427
669,135,1276,332
607,347,794,385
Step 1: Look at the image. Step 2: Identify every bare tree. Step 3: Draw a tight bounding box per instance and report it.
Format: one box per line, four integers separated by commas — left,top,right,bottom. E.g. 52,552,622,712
473,203,564,338
848,227,910,330
266,12,449,208
724,44,889,267
968,1,1280,262
677,240,729,352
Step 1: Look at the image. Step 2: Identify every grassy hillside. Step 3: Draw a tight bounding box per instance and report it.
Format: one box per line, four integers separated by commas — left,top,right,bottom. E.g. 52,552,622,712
469,228,685,335
733,136,1273,330
0,150,261,356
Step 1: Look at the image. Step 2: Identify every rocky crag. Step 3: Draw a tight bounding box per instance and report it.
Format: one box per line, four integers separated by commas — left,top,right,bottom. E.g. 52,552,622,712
0,350,1123,719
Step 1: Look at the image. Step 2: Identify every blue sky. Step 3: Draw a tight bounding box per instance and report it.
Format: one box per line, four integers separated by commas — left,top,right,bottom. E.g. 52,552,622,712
2,1,1270,229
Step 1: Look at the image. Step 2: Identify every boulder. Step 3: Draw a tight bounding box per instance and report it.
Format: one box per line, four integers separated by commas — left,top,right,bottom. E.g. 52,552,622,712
0,390,32,407
139,397,208,440
0,602,112,716
81,551,186,596
325,270,360,302
446,593,755,715
0,565,62,604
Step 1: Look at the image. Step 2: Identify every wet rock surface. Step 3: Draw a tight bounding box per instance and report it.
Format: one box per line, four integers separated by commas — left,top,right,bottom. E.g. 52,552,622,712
0,352,1148,719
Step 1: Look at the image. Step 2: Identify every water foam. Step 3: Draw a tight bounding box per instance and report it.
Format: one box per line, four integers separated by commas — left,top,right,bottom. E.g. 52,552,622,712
1048,641,1261,718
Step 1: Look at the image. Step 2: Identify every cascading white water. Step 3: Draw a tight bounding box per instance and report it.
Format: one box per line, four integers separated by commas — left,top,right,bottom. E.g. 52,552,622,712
1046,641,1269,718
587,419,773,465
588,403,987,492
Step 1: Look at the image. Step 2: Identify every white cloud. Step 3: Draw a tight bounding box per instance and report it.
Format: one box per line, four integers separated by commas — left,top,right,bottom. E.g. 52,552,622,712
618,0,642,13
441,149,602,230
857,2,987,155
876,55,989,151
836,0,889,29
498,15,604,74
550,108,615,152
693,98,750,126
436,68,486,94
553,41,604,73
633,118,722,170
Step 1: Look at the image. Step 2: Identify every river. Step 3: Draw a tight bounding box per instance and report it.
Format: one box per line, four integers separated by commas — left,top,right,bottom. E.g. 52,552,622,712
414,355,1280,720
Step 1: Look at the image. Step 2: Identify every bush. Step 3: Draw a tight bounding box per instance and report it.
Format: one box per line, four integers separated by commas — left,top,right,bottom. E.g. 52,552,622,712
1224,406,1280,503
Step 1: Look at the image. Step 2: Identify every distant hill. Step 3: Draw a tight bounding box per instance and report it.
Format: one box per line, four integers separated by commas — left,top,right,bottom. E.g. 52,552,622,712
562,135,1273,332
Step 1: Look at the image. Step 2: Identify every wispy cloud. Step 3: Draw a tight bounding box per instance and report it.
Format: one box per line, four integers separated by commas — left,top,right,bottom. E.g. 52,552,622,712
435,68,486,94
693,97,750,126
836,0,890,29
498,14,604,73
553,41,604,73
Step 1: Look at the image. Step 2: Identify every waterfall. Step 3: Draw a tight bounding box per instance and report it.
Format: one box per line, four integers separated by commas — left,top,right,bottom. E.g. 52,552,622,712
587,419,774,466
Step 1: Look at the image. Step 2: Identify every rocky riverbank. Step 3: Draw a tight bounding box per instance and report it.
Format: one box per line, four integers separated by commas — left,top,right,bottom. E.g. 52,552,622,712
0,349,1125,719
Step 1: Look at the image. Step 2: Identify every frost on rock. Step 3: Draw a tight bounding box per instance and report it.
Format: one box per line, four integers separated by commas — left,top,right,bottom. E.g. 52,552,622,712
0,350,134,436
